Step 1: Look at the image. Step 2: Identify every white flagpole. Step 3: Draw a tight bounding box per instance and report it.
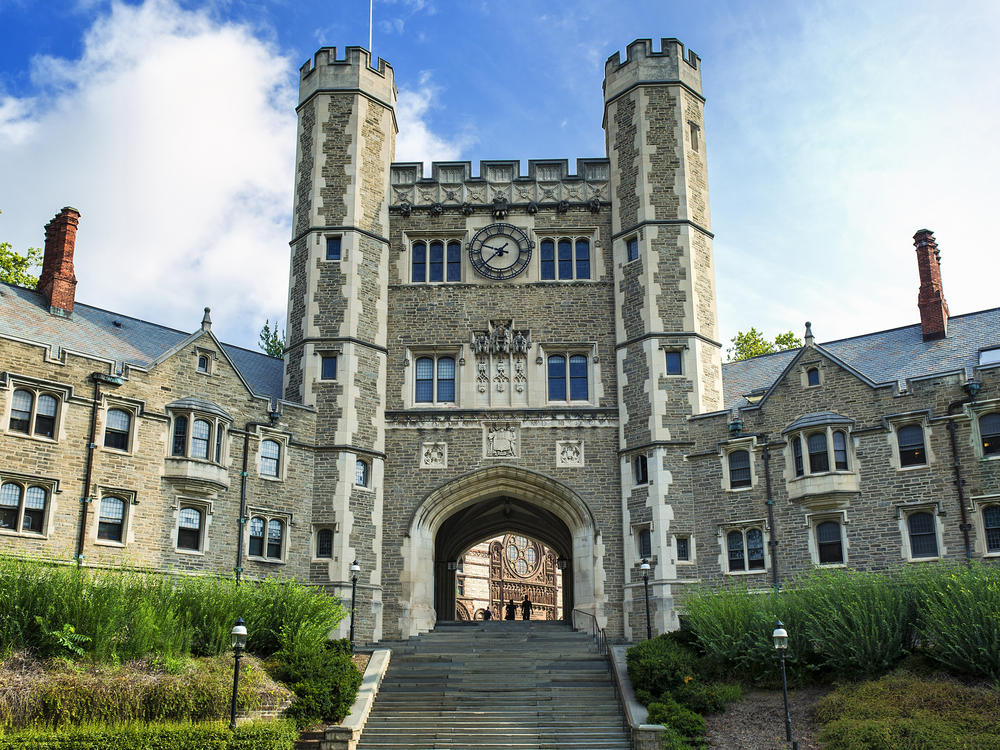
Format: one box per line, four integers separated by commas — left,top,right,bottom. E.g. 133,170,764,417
368,0,373,55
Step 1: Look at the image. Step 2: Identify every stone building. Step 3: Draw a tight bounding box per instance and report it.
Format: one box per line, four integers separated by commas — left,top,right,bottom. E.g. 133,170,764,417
1,38,998,644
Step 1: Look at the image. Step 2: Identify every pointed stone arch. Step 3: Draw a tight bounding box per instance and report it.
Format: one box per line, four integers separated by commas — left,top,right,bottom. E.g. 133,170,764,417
397,465,606,636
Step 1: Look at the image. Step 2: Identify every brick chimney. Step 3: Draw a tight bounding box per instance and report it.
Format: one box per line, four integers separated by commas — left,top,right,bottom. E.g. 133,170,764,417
37,207,80,317
913,229,948,341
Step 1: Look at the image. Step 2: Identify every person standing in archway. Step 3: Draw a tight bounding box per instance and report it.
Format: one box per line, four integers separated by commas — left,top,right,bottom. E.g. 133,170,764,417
521,595,532,621
505,599,517,620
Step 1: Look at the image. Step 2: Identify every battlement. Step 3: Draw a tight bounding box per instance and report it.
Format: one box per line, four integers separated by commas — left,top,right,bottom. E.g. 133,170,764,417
298,46,397,108
390,158,610,186
603,37,702,102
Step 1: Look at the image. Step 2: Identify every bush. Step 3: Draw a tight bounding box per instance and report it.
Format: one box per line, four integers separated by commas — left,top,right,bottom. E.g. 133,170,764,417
0,720,298,750
647,696,706,744
274,631,361,726
626,635,697,697
670,681,741,715
660,724,695,750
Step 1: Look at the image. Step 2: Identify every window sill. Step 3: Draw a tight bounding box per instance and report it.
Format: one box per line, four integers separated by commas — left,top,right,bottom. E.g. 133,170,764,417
897,463,929,472
906,556,941,563
982,552,1000,558
101,447,133,457
815,562,847,568
259,474,283,483
0,528,48,540
94,539,126,548
728,486,753,493
247,556,284,565
4,431,58,444
979,454,1000,462
725,569,768,576
354,484,374,493
676,560,695,566
174,547,205,556
312,556,334,563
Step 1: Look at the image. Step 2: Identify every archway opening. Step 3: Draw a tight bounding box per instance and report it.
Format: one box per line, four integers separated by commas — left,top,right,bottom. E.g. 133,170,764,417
433,495,574,622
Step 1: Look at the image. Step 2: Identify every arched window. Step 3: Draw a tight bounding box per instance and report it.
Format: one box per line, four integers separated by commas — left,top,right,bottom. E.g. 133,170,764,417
540,240,555,279
547,355,566,400
436,357,455,402
980,413,1000,456
177,507,203,550
833,431,849,470
428,240,444,282
104,408,131,451
98,496,126,542
575,239,590,279
807,433,829,473
356,459,370,487
816,521,843,564
21,487,47,533
727,528,765,572
172,416,188,456
547,353,589,402
411,241,426,282
197,355,210,373
415,357,433,402
897,425,926,467
728,450,751,488
249,516,265,557
267,519,284,559
0,482,23,529
447,241,461,281
260,439,280,477
984,506,1000,554
569,355,588,400
558,239,572,279
10,390,33,433
793,437,804,477
807,368,820,386
316,528,334,558
907,512,938,558
191,419,211,459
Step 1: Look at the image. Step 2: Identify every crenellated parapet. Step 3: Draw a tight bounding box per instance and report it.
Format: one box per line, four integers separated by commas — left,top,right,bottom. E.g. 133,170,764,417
389,158,611,212
298,46,397,109
603,37,702,103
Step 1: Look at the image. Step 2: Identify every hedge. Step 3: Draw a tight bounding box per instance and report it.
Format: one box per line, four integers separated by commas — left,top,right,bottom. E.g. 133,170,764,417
0,720,298,750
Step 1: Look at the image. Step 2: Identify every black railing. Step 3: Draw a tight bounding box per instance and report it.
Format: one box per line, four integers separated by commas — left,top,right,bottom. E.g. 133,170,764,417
571,609,632,746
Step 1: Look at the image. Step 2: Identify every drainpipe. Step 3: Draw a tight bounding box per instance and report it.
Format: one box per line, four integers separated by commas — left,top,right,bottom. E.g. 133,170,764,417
77,372,124,565
236,408,281,585
945,379,980,562
761,436,781,590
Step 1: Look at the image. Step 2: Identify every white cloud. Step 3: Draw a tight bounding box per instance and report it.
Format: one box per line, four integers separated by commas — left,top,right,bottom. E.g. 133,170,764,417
395,72,474,171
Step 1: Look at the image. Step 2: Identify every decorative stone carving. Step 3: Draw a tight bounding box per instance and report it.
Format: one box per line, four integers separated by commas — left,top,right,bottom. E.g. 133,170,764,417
421,441,447,469
398,201,412,217
514,358,527,393
494,360,508,393
527,201,539,214
461,202,474,216
485,423,519,458
492,195,510,219
477,361,489,393
512,329,530,355
430,202,444,216
556,439,584,467
588,197,601,213
557,200,570,213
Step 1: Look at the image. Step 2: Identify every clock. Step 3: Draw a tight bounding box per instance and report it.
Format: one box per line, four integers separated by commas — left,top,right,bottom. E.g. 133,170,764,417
468,223,533,280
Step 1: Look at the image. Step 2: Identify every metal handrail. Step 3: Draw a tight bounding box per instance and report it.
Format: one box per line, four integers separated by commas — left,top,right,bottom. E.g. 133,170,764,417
571,609,632,746
571,608,606,654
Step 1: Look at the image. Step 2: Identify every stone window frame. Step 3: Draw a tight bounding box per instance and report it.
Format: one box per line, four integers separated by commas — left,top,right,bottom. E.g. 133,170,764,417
885,414,932,471
688,121,701,152
719,520,769,576
719,436,758,492
407,232,465,285
788,426,854,478
632,524,652,560
246,508,290,564
172,497,213,556
625,235,639,264
632,453,649,486
536,232,595,282
971,495,1000,558
406,348,461,408
970,402,1000,460
355,457,372,490
256,430,289,481
312,524,337,561
0,472,58,539
894,501,944,563
194,347,215,376
169,409,230,466
804,509,849,567
325,234,342,261
100,399,141,455
673,533,695,565
541,344,595,405
93,487,137,548
3,377,70,444
663,348,684,376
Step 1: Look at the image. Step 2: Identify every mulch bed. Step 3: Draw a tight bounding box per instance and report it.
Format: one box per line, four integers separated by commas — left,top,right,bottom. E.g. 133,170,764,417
705,686,832,750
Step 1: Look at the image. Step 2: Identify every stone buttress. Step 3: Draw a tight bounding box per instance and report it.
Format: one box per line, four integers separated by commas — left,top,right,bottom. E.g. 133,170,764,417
284,47,396,641
603,39,723,637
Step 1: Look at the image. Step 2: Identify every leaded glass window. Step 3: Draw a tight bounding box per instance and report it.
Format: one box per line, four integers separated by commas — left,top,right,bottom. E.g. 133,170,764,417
191,419,210,459
267,519,283,559
908,512,938,558
10,390,32,433
558,239,572,279
541,240,555,279
897,425,925,467
436,357,455,402
816,521,843,564
727,530,745,572
34,395,57,438
249,517,265,557
104,408,131,451
0,483,22,529
172,416,188,456
355,459,369,487
412,241,426,282
984,506,1000,553
728,450,751,488
177,507,203,550
316,528,333,558
547,355,566,400
428,241,444,282
569,355,588,400
447,241,461,281
98,497,125,542
260,439,280,477
793,437,804,476
575,239,590,279
808,433,829,473
833,431,849,470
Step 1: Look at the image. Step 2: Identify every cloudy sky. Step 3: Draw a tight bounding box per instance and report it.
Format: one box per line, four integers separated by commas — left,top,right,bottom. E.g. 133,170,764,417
1,0,997,354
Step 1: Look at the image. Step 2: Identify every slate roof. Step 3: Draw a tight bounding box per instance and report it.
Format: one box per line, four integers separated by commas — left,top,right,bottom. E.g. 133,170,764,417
722,307,1000,411
782,411,854,434
0,282,284,400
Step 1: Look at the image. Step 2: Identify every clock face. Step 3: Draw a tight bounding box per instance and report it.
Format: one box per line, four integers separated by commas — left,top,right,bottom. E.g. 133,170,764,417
468,223,533,280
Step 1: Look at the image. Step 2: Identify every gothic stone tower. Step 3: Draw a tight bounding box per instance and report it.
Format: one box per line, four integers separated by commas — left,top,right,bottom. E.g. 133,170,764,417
285,47,396,640
603,39,723,637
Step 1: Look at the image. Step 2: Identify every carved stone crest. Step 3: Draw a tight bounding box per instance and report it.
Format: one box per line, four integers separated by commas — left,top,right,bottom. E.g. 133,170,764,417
556,440,584,467
485,423,519,458
421,441,447,469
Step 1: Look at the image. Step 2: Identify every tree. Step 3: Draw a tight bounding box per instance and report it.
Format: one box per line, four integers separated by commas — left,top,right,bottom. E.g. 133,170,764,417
0,210,42,289
727,327,802,361
259,319,285,358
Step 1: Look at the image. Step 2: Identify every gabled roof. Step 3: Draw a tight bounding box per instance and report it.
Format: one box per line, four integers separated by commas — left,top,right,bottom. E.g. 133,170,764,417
722,307,1000,411
0,283,284,400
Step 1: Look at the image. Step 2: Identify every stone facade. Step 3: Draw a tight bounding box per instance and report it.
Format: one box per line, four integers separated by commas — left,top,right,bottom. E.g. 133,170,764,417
2,38,998,646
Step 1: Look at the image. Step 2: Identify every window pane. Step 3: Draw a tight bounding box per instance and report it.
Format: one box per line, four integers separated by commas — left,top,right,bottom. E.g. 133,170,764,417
321,355,337,380
984,506,1000,553
326,236,341,260
807,368,820,386
447,242,461,281
0,483,20,529
575,239,590,279
558,239,572,279
665,351,682,375
540,240,555,280
980,413,1000,455
676,536,690,562
638,528,651,558
261,439,280,477
411,242,426,282
908,512,938,558
833,431,849,470
897,425,925,467
179,508,202,529
569,355,588,400
267,519,283,558
355,459,369,487
627,238,638,262
793,438,803,476
105,409,131,451
808,433,829,473
728,450,751,488
415,357,434,402
428,241,444,282
177,508,202,550
172,416,188,456
10,390,32,433
317,528,333,558
34,394,57,438
437,357,455,402
249,516,264,557
727,531,745,571
197,355,209,372
746,529,765,570
634,454,648,485
548,356,566,401
817,521,843,564
97,497,125,542
191,419,210,459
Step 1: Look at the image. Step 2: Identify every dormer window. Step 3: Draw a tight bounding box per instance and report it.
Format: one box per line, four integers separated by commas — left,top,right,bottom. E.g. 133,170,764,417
197,355,210,373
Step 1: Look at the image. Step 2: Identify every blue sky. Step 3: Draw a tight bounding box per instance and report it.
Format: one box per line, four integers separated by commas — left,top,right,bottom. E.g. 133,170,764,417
1,0,997,354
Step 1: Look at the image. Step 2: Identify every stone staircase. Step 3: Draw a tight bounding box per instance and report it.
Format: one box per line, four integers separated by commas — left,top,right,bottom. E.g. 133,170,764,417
355,620,630,750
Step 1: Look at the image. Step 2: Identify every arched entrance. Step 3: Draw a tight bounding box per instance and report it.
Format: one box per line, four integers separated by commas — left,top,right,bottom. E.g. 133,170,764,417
398,465,605,637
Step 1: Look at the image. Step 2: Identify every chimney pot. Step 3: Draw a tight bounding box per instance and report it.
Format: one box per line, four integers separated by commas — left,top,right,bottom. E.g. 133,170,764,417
913,229,948,341
38,207,80,317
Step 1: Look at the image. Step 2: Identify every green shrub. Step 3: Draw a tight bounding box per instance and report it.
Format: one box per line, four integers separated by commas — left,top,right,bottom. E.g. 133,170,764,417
647,696,706,744
0,720,297,750
626,634,697,697
274,632,361,726
670,680,741,715
913,562,1000,680
660,724,695,750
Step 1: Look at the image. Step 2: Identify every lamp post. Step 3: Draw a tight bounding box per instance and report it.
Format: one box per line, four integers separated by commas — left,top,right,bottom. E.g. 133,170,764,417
640,558,652,640
773,621,797,749
349,560,360,653
229,617,247,730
